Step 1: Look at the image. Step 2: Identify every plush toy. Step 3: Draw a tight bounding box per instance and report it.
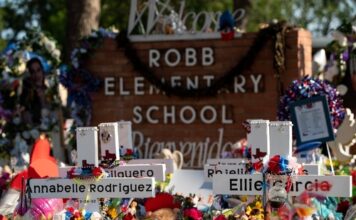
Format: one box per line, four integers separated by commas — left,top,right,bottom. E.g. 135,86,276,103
219,10,235,41
145,193,181,220
26,198,63,219
154,148,183,170
123,199,138,220
0,135,59,217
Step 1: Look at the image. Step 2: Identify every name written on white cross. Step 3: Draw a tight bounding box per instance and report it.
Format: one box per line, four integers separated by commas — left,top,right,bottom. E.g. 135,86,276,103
206,120,352,198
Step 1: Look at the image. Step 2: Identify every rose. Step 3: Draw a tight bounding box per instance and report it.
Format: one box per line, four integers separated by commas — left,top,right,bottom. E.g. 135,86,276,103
268,155,281,174
214,215,227,220
183,208,203,220
92,167,102,177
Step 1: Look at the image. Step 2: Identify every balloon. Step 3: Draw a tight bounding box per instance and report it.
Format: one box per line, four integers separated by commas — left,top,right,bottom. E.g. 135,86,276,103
29,198,63,219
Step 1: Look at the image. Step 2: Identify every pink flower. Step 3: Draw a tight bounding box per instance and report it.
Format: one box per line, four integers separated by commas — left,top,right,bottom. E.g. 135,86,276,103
183,208,203,220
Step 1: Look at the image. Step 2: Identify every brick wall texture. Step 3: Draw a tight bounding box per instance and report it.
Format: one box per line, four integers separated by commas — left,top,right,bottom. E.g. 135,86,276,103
85,29,312,168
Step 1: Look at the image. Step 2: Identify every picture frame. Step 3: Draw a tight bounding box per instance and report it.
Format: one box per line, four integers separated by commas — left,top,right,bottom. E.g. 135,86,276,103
289,95,335,147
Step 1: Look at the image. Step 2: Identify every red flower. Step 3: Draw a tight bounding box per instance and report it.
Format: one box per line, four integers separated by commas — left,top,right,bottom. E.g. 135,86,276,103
337,200,350,216
121,205,128,213
183,208,203,220
67,168,75,178
126,149,133,155
92,167,102,177
351,170,356,185
66,207,74,213
123,212,135,220
73,211,81,218
268,155,281,173
253,161,263,171
145,193,181,212
214,214,227,220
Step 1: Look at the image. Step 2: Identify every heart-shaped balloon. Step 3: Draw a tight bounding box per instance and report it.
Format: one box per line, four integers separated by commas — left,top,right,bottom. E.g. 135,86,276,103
29,198,63,219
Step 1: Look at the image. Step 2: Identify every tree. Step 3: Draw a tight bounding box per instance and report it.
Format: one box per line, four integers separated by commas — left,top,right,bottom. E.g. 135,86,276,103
233,0,251,31
65,0,100,62
245,0,355,35
0,0,354,53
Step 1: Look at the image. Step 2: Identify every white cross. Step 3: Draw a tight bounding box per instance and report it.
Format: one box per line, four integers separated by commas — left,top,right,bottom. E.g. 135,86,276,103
28,121,168,216
207,119,352,198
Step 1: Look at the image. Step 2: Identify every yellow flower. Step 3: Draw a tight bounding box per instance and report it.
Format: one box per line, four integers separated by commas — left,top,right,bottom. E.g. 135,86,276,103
255,201,262,209
245,206,252,215
107,208,118,218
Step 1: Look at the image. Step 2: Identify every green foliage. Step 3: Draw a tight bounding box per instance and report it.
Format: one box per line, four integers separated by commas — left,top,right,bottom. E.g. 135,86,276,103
246,0,355,35
0,0,355,52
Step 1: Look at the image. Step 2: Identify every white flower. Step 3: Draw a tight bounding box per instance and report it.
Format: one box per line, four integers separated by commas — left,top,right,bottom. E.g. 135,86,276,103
332,31,347,47
336,84,348,96
52,49,61,60
80,48,87,54
44,40,56,52
45,76,55,88
17,59,26,73
30,129,40,139
324,61,339,82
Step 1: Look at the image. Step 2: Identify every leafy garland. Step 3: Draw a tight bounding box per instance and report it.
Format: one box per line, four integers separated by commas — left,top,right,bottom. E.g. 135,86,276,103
116,22,291,98
0,30,62,162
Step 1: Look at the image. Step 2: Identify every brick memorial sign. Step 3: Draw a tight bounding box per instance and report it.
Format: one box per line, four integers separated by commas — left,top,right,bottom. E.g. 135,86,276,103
86,1,312,168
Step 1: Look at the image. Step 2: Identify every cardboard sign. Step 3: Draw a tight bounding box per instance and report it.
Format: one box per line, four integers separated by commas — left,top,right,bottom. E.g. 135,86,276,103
99,122,120,160
106,164,166,181
127,159,174,174
59,164,166,181
213,174,352,197
247,120,270,162
28,177,155,198
269,121,292,157
204,164,246,181
76,127,99,167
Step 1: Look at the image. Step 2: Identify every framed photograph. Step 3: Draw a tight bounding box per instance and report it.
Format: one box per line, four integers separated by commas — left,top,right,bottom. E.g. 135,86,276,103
289,95,335,146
